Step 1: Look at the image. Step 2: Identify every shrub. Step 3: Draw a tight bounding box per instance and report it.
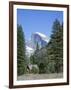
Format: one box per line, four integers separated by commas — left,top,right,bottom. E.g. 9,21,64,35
31,66,39,74
39,63,47,74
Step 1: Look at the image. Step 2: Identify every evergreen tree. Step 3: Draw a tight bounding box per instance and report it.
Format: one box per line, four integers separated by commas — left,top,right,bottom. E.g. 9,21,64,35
17,24,26,76
30,19,63,74
30,42,39,64
36,42,39,51
46,19,63,73
30,46,48,73
35,42,40,53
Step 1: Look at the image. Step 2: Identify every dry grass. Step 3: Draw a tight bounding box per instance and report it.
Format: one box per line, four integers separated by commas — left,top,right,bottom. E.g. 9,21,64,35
17,73,63,80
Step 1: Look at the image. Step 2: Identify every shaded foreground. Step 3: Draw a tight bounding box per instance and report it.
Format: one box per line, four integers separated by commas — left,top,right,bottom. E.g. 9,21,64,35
17,73,63,80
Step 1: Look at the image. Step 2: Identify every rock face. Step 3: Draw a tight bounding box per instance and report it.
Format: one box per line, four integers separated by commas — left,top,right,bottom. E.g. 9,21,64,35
31,32,49,49
25,32,49,57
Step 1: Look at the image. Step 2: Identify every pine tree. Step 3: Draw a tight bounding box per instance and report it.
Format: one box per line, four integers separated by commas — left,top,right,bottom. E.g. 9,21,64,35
46,19,63,73
35,42,39,53
17,24,26,76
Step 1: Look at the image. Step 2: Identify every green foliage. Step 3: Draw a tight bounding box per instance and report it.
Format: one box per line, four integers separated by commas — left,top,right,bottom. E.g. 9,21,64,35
30,48,48,73
46,19,63,73
39,63,47,74
17,24,27,76
30,19,63,74
46,61,55,73
30,55,35,64
36,42,39,51
31,66,39,74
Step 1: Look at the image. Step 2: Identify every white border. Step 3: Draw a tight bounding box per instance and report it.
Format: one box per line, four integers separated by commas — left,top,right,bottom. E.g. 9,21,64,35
13,5,67,85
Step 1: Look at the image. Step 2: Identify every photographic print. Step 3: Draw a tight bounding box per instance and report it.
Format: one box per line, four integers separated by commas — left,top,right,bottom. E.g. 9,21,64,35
17,7,63,80
9,2,69,88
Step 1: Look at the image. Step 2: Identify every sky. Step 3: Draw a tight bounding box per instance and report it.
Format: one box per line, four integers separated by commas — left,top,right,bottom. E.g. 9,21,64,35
17,9,63,41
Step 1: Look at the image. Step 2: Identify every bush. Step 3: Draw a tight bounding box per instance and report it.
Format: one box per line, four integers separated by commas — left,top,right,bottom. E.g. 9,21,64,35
31,66,39,74
17,67,25,76
39,63,47,74
46,62,55,73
